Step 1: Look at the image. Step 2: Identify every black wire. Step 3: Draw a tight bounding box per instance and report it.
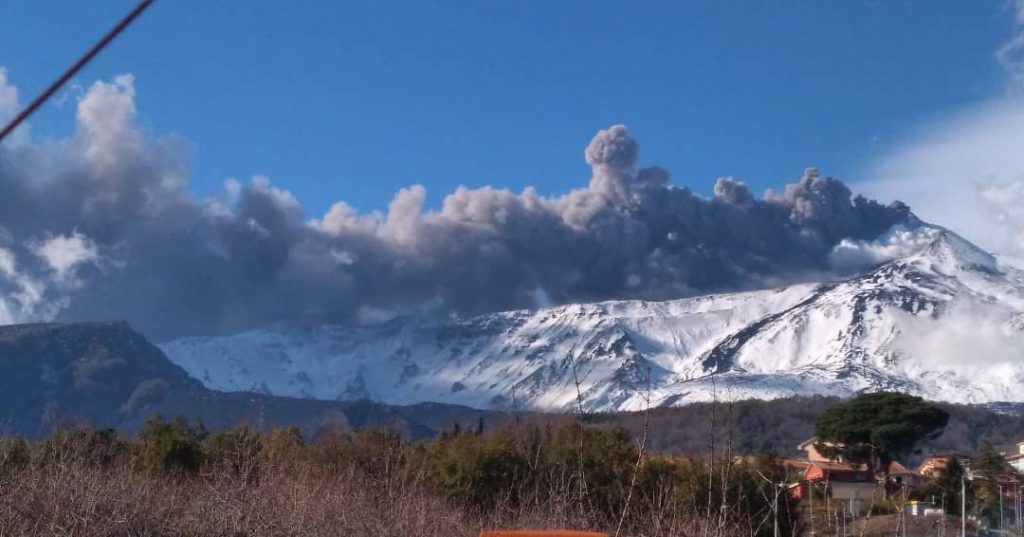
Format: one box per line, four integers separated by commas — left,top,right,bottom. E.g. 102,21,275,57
0,0,156,144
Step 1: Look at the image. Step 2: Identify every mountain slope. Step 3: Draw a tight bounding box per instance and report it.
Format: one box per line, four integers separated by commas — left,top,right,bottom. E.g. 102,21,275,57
0,322,203,436
161,227,1024,412
0,322,500,438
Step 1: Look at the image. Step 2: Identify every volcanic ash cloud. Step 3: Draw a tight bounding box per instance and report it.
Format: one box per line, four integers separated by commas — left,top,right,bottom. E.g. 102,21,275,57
0,72,912,340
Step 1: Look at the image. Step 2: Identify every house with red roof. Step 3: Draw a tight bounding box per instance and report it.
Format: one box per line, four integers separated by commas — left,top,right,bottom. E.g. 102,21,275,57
789,438,924,514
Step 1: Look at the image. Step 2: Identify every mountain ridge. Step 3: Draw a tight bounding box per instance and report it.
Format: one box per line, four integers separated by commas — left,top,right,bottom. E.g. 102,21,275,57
161,225,1024,412
0,321,499,439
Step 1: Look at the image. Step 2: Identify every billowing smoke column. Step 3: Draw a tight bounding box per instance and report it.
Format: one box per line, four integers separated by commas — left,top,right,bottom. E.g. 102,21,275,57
0,73,911,340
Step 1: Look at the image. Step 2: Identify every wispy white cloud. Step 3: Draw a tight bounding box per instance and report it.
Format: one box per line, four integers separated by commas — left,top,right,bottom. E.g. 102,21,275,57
997,0,1024,87
0,245,57,324
857,98,1024,254
828,225,939,273
856,4,1024,256
0,68,16,118
0,67,30,145
894,301,1024,373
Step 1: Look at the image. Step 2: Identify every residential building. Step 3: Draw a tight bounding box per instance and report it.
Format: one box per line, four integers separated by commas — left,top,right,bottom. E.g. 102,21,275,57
889,461,926,488
790,460,878,515
917,453,972,479
1008,441,1024,474
791,437,925,514
798,437,843,463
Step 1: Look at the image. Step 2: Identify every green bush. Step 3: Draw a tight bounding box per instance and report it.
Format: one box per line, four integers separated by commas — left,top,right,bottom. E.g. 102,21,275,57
0,437,30,473
42,426,130,467
138,414,205,474
348,427,404,480
427,430,527,507
204,424,264,481
265,426,304,465
546,424,637,512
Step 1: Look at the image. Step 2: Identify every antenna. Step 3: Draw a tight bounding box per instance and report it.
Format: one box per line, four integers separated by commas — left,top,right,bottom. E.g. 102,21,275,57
0,0,156,144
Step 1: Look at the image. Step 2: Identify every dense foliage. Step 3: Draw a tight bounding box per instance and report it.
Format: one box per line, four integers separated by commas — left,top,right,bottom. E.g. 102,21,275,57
0,418,802,536
814,392,949,481
969,441,1019,527
604,396,1022,464
914,457,967,516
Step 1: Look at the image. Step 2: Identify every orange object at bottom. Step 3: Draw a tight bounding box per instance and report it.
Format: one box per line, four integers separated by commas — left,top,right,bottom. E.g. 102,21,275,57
479,532,608,537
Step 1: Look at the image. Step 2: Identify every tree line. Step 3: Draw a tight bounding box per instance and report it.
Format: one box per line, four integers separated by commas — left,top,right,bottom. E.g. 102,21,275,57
1,414,801,536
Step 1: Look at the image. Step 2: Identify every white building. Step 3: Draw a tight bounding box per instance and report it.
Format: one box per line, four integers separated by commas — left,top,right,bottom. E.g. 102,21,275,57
1009,441,1024,473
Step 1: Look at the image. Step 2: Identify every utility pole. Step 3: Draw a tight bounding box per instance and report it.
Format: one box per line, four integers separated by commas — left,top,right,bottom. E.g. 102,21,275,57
809,480,815,537
962,475,967,537
1001,483,1005,531
941,492,947,537
961,472,993,537
901,483,908,537
773,482,781,537
756,470,786,537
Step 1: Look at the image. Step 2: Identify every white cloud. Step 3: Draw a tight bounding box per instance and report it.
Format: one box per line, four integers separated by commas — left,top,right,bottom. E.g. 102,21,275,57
894,301,1024,373
0,230,102,325
75,74,143,171
0,68,17,118
0,246,55,324
856,96,1024,256
0,67,30,145
855,4,1024,257
998,0,1024,87
29,231,101,287
828,225,939,272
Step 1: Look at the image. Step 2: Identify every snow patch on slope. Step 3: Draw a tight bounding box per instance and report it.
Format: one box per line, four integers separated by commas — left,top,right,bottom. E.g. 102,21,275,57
162,227,1024,412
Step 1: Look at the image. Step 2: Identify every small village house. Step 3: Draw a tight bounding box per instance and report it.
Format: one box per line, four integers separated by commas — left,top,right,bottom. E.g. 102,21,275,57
797,438,842,463
790,437,926,515
789,460,878,515
917,453,972,479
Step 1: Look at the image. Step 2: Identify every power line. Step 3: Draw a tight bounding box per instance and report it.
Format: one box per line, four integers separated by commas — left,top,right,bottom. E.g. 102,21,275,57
0,0,156,144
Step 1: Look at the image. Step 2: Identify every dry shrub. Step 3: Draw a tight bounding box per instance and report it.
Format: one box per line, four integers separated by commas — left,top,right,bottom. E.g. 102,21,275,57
0,422,789,537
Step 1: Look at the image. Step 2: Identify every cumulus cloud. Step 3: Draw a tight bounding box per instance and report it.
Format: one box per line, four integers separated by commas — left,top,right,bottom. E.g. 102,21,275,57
0,71,913,340
29,231,102,287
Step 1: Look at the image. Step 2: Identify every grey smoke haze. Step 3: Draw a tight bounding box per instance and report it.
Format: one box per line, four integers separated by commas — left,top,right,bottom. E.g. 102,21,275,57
0,73,912,340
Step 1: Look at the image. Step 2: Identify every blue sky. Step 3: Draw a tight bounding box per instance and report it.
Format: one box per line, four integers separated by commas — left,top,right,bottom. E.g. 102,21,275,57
1,0,1020,217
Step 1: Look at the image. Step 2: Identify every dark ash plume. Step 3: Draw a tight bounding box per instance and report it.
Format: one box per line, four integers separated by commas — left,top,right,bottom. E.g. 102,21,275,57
0,73,911,340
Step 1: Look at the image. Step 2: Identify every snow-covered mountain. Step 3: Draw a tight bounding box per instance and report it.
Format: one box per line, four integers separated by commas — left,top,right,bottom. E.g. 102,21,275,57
161,227,1024,412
